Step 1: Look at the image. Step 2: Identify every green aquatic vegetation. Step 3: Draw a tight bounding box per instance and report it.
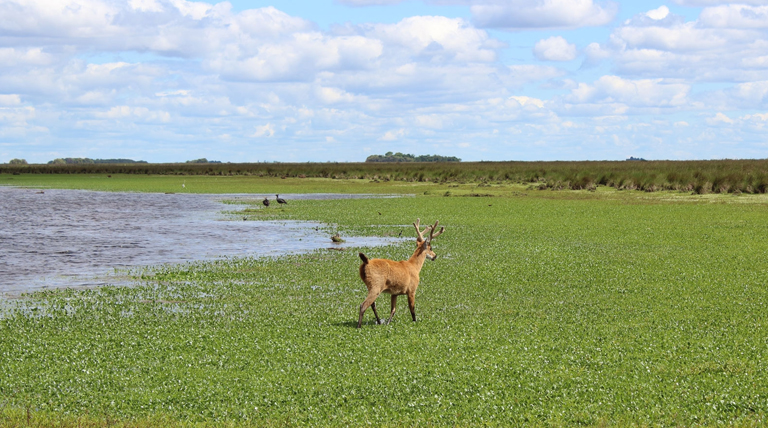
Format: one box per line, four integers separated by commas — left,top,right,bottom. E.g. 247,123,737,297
2,192,768,426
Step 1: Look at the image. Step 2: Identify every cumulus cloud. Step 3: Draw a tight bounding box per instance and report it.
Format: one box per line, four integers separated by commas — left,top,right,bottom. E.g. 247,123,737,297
0,106,35,125
699,5,768,28
252,123,275,137
645,5,670,20
94,105,171,122
0,48,55,67
670,0,768,5
415,114,444,129
470,0,618,30
533,36,578,61
0,95,22,106
561,76,691,115
586,5,768,83
379,128,407,140
335,0,405,5
366,16,501,63
706,112,734,125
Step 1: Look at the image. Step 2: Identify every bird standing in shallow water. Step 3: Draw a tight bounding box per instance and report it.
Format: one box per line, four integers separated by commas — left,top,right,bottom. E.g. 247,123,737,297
276,194,287,205
262,197,270,208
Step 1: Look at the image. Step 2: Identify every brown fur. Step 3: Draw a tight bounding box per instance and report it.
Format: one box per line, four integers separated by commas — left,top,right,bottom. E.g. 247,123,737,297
356,219,444,328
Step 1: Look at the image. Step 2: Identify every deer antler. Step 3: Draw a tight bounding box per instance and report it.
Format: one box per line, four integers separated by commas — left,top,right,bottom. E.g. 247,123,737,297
428,220,445,242
413,218,430,242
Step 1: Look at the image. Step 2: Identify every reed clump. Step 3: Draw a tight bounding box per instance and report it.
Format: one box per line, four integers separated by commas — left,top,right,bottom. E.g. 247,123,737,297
3,159,768,194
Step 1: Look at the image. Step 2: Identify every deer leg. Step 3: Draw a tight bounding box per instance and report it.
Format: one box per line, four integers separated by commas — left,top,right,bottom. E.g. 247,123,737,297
386,294,398,325
357,291,381,328
371,301,383,325
407,291,417,322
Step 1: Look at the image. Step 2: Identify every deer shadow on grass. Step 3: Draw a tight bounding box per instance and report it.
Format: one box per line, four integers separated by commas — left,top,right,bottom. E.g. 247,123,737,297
332,319,400,329
332,320,370,329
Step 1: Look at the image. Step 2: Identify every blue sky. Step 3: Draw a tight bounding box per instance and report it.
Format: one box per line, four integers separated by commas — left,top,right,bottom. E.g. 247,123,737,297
1,0,768,163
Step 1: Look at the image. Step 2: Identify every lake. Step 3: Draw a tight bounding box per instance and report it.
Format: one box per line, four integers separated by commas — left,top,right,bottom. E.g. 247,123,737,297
0,187,404,296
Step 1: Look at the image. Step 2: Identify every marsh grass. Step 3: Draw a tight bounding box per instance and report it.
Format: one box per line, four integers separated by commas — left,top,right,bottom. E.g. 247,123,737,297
2,181,768,426
3,159,768,194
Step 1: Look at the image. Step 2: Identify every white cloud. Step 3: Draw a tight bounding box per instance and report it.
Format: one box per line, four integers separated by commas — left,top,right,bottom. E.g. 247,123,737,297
587,6,768,83
367,16,500,63
0,0,120,38
707,112,734,125
316,87,357,104
0,95,22,106
210,33,384,82
470,0,618,29
130,0,163,13
728,80,768,107
416,115,444,129
379,128,407,141
565,76,690,111
670,0,768,5
699,5,768,28
234,6,316,38
336,0,405,5
509,96,545,108
252,123,275,138
0,48,55,67
533,36,577,61
646,5,669,20
95,106,170,122
0,106,35,125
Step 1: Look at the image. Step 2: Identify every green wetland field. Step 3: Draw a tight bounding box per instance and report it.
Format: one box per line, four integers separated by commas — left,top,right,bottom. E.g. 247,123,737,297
2,173,768,427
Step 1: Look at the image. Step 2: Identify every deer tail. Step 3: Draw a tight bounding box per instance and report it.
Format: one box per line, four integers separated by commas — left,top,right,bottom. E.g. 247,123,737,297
359,252,369,264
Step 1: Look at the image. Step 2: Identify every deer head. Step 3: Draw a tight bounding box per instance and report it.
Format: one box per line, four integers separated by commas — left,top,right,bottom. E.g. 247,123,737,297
413,218,445,261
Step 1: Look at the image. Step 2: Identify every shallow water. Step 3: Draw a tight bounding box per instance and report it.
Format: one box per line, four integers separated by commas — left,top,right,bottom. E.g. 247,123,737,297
0,187,404,296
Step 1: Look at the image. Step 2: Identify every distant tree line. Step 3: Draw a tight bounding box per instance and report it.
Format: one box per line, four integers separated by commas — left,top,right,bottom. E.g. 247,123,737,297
366,151,461,162
48,158,147,165
186,158,222,164
5,159,768,195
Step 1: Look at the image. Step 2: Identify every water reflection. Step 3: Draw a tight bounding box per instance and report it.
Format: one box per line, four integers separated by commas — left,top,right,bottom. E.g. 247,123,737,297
0,187,404,295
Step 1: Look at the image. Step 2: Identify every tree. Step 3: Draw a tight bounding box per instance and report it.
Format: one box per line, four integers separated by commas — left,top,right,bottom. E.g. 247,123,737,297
365,152,461,162
9,158,28,165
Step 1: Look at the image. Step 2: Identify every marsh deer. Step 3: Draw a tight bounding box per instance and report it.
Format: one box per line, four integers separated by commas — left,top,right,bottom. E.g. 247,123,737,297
357,219,445,328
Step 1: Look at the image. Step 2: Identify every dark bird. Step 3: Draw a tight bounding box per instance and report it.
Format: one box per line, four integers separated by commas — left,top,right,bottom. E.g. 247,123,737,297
262,197,270,207
276,194,288,205
378,212,382,215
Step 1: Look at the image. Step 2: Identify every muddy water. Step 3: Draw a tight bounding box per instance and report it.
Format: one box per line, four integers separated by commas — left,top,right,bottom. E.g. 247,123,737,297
0,187,404,296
